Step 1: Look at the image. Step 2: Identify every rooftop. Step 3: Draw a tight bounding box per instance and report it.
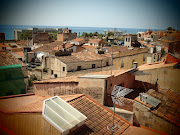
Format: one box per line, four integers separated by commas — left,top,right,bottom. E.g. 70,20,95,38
81,45,96,50
135,88,180,126
103,46,146,57
53,43,73,51
71,38,84,42
88,39,102,43
33,76,79,84
138,61,177,71
0,51,24,66
0,93,162,135
0,94,130,134
33,41,62,53
138,41,155,48
56,50,107,63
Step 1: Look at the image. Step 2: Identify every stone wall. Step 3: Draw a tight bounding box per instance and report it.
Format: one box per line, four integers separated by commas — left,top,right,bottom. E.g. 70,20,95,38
112,49,148,70
34,85,104,104
67,59,110,72
136,66,180,92
49,58,67,78
133,101,179,134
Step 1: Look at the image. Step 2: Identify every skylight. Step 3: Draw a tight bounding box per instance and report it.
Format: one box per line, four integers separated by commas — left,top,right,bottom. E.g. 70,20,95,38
42,96,87,135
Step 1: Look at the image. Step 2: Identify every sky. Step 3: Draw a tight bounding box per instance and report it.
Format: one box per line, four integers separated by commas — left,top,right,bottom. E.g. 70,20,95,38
0,0,180,29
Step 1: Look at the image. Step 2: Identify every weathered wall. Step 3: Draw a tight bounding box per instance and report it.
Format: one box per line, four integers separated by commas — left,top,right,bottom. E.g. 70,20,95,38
49,58,67,78
147,53,161,64
133,101,180,135
57,33,63,41
136,66,180,92
67,59,110,72
112,49,148,70
34,85,104,104
34,82,78,91
0,112,62,135
105,72,136,106
67,66,112,76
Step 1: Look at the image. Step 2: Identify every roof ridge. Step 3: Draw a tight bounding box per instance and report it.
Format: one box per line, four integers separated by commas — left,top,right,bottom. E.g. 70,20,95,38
67,94,85,102
83,94,132,126
0,93,35,99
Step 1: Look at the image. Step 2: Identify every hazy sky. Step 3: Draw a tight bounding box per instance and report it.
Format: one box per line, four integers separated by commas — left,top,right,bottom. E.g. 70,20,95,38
0,0,179,29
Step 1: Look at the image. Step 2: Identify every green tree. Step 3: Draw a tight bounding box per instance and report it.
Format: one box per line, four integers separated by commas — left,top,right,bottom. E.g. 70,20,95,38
108,32,114,37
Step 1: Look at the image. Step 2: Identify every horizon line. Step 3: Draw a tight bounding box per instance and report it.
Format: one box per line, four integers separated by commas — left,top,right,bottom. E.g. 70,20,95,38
0,24,165,30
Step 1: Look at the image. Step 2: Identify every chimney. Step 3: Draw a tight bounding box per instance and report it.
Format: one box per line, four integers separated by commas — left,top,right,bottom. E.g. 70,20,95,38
133,62,138,68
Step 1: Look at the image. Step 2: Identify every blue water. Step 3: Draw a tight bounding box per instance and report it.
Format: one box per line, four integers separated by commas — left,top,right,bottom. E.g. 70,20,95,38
0,25,162,40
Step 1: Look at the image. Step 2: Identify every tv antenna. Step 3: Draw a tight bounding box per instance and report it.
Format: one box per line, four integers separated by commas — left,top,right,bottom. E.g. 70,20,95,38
107,85,134,134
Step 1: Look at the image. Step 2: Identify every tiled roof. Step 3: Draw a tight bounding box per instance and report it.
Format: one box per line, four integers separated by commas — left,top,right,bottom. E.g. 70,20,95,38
138,62,177,71
13,51,24,58
105,46,139,53
53,43,73,51
122,126,159,135
82,45,96,50
0,93,83,113
71,38,84,42
33,75,79,84
0,52,24,66
87,69,126,76
33,41,62,53
0,94,162,135
88,39,102,43
56,50,107,63
68,95,130,134
16,40,28,45
138,41,154,48
135,88,180,126
0,94,130,134
0,43,10,49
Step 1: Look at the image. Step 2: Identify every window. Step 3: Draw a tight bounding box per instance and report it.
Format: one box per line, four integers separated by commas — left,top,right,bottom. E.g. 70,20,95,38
143,54,146,61
92,64,95,68
54,74,57,78
77,66,81,71
126,37,127,42
51,70,53,75
128,38,130,42
121,59,124,68
63,67,65,71
154,54,156,59
157,55,160,61
106,62,109,66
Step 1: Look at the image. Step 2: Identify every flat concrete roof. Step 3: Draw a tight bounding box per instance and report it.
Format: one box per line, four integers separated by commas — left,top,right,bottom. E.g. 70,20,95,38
79,74,111,79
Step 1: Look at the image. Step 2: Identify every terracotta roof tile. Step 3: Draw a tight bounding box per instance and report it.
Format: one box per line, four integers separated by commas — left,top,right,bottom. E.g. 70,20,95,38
68,95,130,134
82,45,96,50
56,50,107,63
33,41,62,53
0,94,163,134
0,51,24,66
136,88,180,126
122,126,160,135
71,38,84,42
53,43,73,51
138,62,177,70
138,41,155,48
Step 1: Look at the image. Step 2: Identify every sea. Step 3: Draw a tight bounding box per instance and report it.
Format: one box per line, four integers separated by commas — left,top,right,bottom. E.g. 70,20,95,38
0,25,162,40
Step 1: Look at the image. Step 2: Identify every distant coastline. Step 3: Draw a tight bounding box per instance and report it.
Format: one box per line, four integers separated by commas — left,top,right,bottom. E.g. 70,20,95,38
0,25,162,40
